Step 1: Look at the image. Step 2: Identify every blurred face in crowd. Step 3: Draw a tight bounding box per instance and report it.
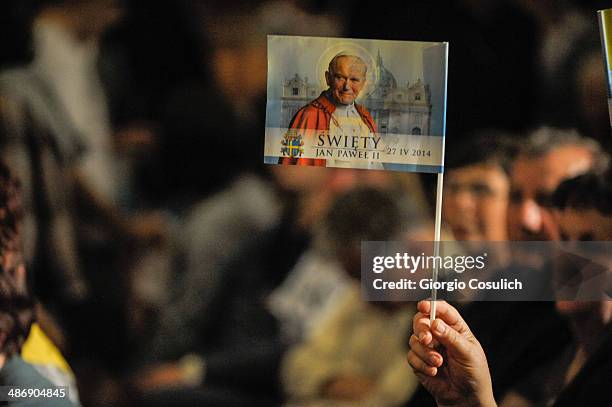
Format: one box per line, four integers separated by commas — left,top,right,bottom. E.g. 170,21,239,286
554,208,612,242
443,163,510,241
325,56,367,105
271,165,329,196
213,45,268,108
45,0,124,40
80,0,124,36
553,207,612,321
270,167,393,228
507,146,593,241
0,250,26,292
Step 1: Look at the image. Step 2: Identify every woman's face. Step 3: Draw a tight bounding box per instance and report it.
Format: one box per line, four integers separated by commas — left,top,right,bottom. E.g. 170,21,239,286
1,250,26,291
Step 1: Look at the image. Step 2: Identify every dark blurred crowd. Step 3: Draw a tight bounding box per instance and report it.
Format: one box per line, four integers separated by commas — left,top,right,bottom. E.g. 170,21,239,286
0,0,611,406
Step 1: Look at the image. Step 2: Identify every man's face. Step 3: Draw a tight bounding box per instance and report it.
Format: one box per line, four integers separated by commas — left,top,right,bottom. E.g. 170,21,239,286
326,57,366,105
507,146,593,241
443,163,510,241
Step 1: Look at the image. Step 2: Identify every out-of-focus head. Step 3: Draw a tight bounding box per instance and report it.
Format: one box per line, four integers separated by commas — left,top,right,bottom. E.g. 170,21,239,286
0,162,26,294
0,163,32,358
0,162,22,261
550,169,612,315
271,166,397,229
0,272,33,358
320,186,410,280
38,0,124,39
205,13,268,110
270,165,330,196
551,169,612,241
508,127,606,241
325,53,367,105
443,131,517,241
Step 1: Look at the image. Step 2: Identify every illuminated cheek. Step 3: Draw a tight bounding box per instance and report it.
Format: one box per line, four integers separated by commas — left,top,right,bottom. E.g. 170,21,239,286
507,204,521,228
442,201,455,221
486,202,508,230
486,199,507,217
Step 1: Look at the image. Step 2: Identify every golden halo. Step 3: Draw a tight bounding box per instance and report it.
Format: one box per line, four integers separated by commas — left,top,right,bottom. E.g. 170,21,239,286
315,42,379,101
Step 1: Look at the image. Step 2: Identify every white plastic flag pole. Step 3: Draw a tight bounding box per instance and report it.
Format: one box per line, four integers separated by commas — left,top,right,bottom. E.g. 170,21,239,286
431,42,449,322
430,172,444,322
429,43,448,322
